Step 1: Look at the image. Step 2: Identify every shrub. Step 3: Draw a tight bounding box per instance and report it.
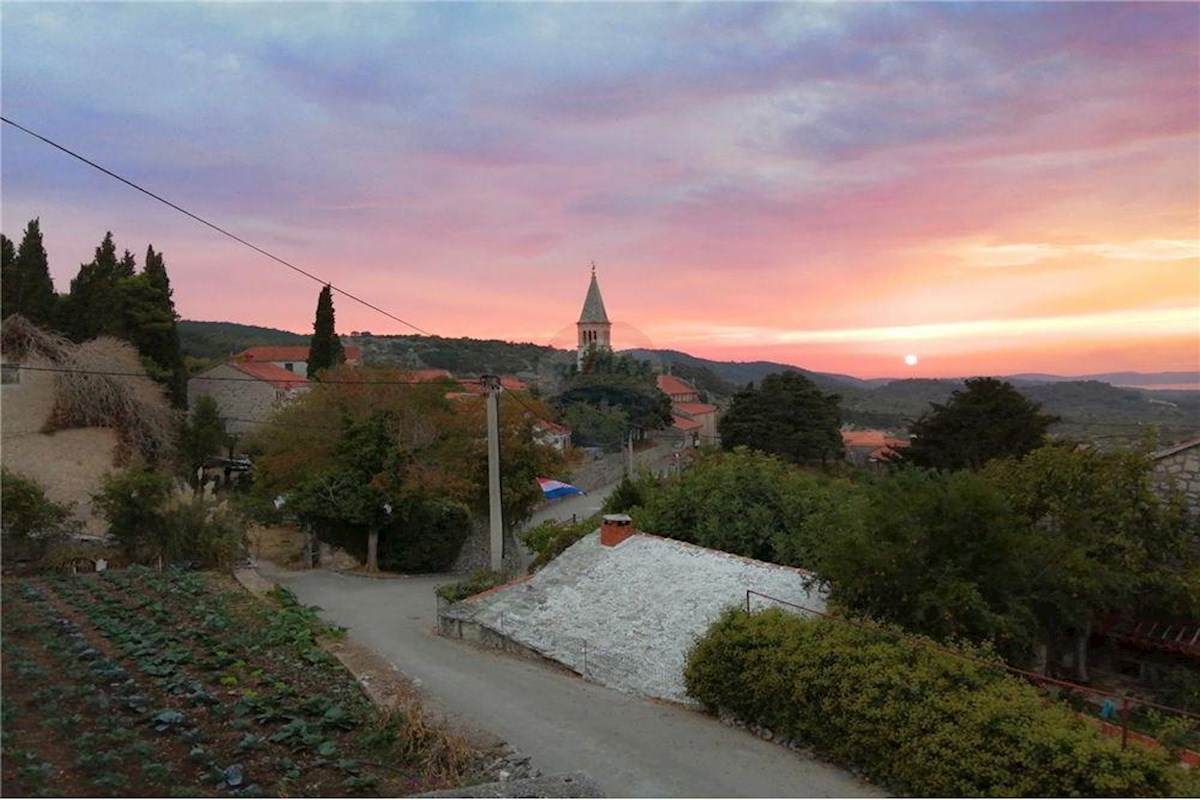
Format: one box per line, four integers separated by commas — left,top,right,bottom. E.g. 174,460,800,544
685,608,1188,797
435,570,507,604
521,514,599,573
94,467,246,569
377,498,471,573
1,468,78,561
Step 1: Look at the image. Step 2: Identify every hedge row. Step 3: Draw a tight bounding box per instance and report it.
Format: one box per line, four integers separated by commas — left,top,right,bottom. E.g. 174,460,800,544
684,609,1195,797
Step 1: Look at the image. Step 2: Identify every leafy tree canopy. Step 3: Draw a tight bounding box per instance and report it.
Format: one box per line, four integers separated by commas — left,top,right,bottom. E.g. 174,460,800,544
718,371,843,465
556,351,671,436
901,377,1058,470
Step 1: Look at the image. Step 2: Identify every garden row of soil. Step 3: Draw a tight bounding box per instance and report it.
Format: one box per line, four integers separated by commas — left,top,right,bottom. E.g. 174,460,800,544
1,568,482,798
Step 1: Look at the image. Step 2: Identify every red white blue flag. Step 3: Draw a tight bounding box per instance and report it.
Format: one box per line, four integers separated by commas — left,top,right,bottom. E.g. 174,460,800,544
537,477,584,500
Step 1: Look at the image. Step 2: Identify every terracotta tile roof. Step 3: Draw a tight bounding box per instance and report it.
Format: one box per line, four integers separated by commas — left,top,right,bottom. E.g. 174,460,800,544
673,401,717,416
229,361,309,390
535,420,572,434
671,415,703,431
406,368,453,382
656,374,698,398
237,345,363,363
842,430,908,449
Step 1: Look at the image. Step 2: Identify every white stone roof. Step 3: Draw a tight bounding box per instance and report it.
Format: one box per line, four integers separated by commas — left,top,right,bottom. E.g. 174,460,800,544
446,532,825,704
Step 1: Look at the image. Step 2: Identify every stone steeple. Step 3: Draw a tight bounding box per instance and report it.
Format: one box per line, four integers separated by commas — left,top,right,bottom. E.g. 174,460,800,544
577,263,612,367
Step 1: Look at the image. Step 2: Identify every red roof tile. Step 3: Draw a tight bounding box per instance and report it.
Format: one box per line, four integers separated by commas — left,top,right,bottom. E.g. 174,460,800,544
229,361,309,390
671,415,703,431
237,345,362,363
673,402,717,416
842,430,908,449
657,374,698,397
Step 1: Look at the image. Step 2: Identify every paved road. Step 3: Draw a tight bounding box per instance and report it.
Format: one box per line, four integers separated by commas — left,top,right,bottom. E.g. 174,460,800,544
272,568,883,798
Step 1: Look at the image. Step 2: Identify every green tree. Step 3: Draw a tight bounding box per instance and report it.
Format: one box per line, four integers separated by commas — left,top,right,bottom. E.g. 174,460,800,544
64,231,124,341
2,219,57,325
307,284,345,379
902,377,1058,470
556,352,671,439
628,447,860,565
985,443,1199,680
121,245,187,405
718,371,843,465
180,395,229,484
812,468,1041,662
563,401,629,451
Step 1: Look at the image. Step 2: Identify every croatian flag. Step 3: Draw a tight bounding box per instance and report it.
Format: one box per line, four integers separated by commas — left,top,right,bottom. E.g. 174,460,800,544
537,477,584,500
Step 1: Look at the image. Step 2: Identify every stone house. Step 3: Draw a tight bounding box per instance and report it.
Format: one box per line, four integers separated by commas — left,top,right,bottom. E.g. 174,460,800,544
1151,436,1200,517
656,374,719,447
534,420,572,452
187,361,309,435
234,344,362,377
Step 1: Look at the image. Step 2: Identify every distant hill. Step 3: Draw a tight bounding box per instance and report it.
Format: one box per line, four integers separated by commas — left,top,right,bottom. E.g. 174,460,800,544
179,320,306,360
621,348,870,392
1009,371,1199,388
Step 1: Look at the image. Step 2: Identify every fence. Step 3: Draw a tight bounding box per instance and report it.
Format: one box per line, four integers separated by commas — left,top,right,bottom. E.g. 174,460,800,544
745,589,1200,762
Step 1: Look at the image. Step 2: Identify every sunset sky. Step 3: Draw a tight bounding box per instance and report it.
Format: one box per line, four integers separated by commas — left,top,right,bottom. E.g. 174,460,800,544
3,2,1197,379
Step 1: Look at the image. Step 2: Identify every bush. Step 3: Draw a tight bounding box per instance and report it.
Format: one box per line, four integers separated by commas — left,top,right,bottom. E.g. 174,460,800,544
521,514,599,573
93,467,246,569
627,448,861,566
378,498,471,573
38,540,121,572
0,468,78,562
435,570,507,604
685,608,1188,797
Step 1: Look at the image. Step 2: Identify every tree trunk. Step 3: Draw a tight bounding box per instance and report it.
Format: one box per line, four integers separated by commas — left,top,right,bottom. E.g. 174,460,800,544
366,528,379,573
1032,642,1049,675
1074,619,1092,683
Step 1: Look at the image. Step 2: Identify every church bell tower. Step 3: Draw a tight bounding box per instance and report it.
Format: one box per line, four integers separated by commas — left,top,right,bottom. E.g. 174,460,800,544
577,263,612,368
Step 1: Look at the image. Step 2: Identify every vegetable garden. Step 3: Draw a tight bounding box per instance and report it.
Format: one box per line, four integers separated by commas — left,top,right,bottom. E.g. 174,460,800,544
1,568,478,797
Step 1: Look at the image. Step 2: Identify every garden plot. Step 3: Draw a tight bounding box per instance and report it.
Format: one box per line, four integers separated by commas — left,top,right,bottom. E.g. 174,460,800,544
1,568,479,798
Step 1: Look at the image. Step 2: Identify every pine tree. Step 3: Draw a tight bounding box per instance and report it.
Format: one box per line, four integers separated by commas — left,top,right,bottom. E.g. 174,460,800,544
65,231,124,341
0,234,15,319
1,219,57,325
307,284,345,379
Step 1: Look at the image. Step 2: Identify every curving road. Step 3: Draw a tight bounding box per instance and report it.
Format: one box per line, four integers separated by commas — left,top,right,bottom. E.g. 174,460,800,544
269,567,884,798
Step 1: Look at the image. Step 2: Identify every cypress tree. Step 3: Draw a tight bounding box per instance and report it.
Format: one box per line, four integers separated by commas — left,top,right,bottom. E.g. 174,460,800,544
1,219,57,325
65,231,123,341
0,234,15,319
114,246,187,406
307,284,345,379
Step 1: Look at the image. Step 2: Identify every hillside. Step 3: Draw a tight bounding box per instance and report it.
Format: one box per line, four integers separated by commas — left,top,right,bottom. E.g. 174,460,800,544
179,320,307,360
621,348,869,392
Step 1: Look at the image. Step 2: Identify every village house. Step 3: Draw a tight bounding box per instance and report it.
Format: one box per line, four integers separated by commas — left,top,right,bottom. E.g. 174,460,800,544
234,344,362,376
841,429,909,466
1151,435,1200,517
656,373,719,448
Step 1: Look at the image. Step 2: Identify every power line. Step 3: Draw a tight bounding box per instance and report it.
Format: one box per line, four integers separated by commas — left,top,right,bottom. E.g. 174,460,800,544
1,116,435,336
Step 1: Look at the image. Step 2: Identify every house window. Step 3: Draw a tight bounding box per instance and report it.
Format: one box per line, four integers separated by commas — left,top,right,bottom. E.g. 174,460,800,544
1,363,21,385
284,363,294,372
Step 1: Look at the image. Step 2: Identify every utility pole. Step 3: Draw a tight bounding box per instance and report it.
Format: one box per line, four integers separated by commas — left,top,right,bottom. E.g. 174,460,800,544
626,429,634,477
483,375,504,572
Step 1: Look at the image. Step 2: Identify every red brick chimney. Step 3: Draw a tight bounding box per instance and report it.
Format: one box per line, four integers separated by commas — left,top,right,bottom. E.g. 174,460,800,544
600,514,635,547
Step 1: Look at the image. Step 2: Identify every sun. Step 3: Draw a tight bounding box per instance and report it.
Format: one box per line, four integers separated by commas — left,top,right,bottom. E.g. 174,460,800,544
904,354,919,366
